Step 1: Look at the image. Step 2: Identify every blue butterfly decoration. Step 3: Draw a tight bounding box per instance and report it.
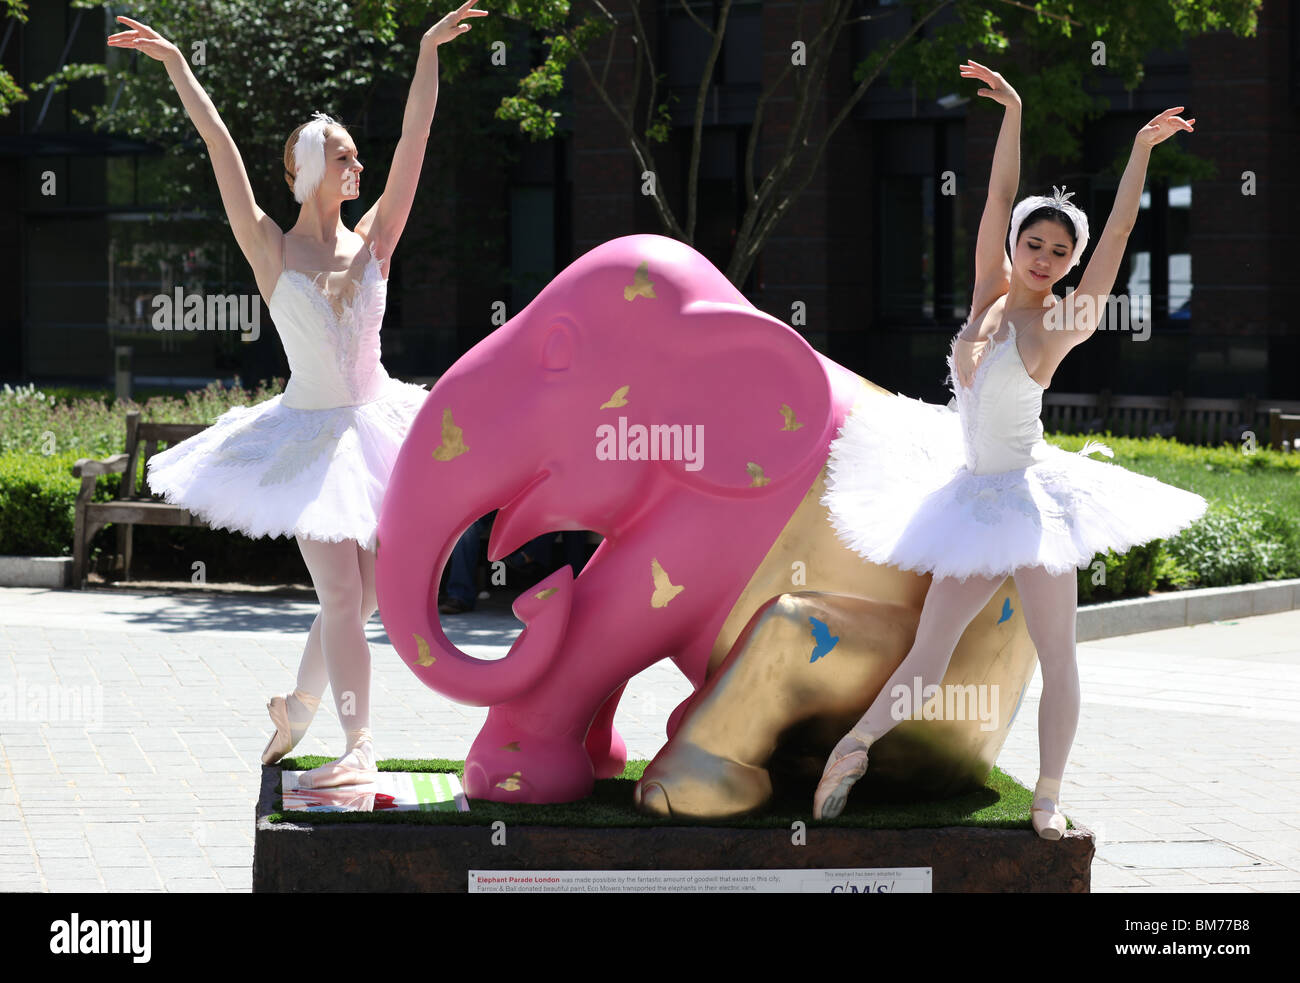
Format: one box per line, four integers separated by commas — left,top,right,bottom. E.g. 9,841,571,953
808,616,839,662
997,597,1014,624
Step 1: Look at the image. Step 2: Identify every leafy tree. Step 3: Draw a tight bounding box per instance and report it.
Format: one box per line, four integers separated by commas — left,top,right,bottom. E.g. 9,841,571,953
5,0,543,307
496,0,1260,285
3,0,1263,290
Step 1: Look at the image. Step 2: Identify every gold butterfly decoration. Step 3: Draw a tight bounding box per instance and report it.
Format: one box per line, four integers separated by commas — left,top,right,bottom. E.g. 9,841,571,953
746,462,770,487
414,633,436,667
496,771,523,792
623,262,655,301
534,587,557,600
600,385,630,409
432,408,468,461
650,558,684,608
501,741,522,752
780,404,803,430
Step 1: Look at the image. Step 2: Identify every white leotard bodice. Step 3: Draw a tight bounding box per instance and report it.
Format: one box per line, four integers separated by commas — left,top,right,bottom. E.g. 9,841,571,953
268,238,391,410
946,321,1053,475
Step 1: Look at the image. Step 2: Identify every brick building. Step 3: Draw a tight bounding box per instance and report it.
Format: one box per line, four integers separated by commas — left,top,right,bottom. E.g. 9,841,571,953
2,0,1296,406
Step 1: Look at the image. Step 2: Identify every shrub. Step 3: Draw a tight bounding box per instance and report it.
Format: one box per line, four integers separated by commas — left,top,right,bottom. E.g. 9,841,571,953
1076,541,1163,602
0,451,119,555
1163,498,1300,588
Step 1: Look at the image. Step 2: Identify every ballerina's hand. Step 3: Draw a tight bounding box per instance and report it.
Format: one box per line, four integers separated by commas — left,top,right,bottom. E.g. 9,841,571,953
959,60,1021,110
952,338,989,389
1135,107,1195,148
423,0,490,48
107,16,181,64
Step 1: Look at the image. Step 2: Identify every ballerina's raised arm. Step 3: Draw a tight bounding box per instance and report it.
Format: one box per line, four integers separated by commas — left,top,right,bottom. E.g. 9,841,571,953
352,1,488,273
1046,107,1195,351
952,60,1022,389
108,4,488,297
107,15,287,301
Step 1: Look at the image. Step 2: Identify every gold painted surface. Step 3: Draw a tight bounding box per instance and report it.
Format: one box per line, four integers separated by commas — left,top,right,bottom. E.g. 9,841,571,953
431,408,468,461
634,372,1039,818
600,385,630,409
623,261,655,301
534,587,558,601
780,404,804,431
746,462,770,487
650,558,683,608
496,771,523,792
414,633,436,667
501,741,522,752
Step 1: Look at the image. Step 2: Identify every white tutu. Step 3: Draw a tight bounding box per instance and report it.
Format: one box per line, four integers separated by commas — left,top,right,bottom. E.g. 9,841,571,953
822,383,1209,582
144,236,434,551
146,378,429,551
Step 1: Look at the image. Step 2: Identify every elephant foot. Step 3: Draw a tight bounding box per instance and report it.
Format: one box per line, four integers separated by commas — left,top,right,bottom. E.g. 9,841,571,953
634,741,772,820
464,726,596,804
584,722,628,780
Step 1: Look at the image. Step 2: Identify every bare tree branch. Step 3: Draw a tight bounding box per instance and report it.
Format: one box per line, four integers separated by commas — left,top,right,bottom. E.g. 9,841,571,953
587,0,620,91
678,0,711,35
560,16,688,238
626,2,660,161
729,0,953,282
685,0,732,241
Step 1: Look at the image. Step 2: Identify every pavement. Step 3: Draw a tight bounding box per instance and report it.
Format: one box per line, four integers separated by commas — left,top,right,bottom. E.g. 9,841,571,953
1,582,1297,893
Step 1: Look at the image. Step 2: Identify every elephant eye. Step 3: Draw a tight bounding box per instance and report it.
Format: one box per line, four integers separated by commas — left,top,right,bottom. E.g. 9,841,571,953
542,322,574,371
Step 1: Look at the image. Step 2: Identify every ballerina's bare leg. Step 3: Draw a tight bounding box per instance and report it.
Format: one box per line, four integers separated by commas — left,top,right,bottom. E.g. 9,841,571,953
814,571,1003,818
293,535,378,787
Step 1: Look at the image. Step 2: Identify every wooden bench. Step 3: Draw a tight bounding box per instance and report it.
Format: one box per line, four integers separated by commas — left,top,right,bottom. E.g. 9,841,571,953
71,411,210,590
1271,408,1300,452
1042,391,1300,446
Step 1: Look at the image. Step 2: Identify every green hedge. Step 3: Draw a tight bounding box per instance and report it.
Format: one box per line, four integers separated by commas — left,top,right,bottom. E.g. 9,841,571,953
0,379,304,581
0,451,117,556
3,383,1298,598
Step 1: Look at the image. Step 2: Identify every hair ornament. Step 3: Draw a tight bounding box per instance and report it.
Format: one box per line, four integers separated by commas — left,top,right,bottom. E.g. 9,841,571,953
1008,183,1091,271
291,111,339,204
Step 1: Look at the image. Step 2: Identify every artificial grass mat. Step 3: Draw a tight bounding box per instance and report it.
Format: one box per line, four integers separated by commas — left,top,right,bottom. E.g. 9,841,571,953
269,757,1069,832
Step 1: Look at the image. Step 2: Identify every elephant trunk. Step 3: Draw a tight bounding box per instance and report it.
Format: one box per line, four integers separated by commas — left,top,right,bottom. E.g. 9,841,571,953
374,383,574,707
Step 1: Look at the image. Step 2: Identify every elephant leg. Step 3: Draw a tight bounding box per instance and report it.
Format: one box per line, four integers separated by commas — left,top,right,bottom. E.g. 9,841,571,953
464,705,598,803
665,693,696,742
635,591,919,820
583,682,629,779
464,616,648,803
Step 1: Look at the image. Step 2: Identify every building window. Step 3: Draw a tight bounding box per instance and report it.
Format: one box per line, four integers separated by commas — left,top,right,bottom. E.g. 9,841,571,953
875,121,967,326
1123,182,1192,328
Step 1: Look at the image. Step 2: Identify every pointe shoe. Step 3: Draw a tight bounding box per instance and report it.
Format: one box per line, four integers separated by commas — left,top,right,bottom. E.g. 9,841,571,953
813,728,874,820
297,728,379,789
261,689,321,766
1030,777,1067,840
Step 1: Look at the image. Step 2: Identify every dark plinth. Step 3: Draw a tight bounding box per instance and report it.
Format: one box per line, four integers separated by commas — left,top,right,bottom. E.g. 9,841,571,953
253,767,1094,892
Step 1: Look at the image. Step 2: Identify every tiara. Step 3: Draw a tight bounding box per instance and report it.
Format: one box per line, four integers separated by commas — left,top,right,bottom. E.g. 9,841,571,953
1049,185,1076,208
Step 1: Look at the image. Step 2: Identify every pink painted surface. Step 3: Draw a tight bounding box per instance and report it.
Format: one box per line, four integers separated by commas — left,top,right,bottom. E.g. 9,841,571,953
376,234,862,801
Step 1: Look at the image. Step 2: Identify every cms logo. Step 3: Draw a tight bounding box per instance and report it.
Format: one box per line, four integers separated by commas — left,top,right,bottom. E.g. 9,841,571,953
830,882,894,893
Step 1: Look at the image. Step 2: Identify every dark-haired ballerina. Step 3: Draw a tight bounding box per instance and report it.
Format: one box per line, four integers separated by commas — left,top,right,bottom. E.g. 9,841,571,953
815,60,1205,837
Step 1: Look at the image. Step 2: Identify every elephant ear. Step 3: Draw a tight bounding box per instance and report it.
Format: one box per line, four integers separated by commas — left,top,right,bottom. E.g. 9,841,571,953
650,299,833,495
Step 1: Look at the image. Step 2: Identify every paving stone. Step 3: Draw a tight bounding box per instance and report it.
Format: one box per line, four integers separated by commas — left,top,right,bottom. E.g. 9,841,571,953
5,585,1299,893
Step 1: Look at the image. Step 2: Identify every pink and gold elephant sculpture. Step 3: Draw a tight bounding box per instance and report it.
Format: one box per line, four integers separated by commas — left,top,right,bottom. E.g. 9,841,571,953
374,234,1038,819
